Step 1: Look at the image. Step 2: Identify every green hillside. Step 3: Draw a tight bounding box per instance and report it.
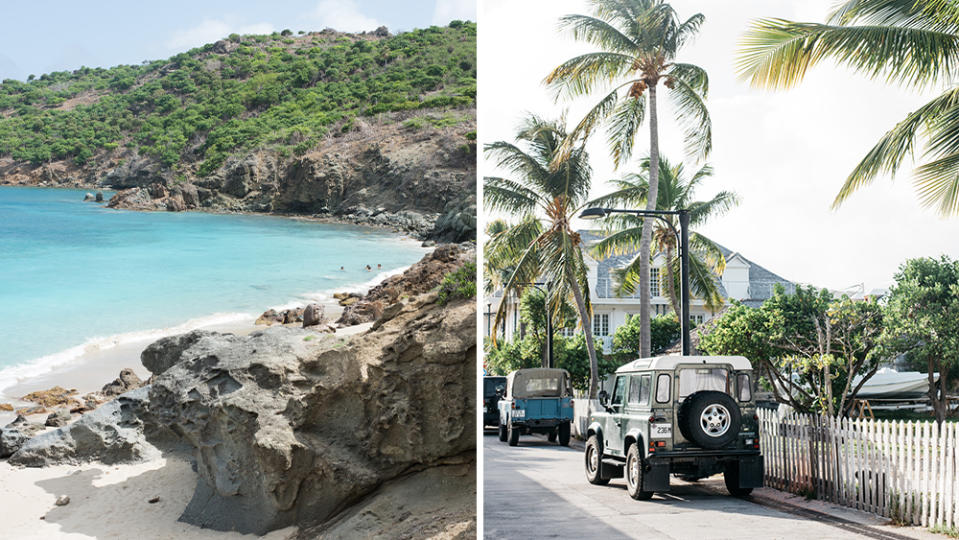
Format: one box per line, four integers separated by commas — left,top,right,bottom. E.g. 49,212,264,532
0,22,475,176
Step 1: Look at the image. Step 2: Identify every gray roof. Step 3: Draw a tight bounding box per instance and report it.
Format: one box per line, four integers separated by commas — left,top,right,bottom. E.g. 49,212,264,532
580,230,795,307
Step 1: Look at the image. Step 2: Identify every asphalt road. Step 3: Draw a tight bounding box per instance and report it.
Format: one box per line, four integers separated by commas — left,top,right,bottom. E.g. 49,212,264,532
483,430,913,540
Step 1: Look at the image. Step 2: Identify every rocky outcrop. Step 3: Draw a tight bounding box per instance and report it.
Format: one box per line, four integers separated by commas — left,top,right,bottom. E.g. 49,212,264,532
101,368,144,397
106,182,204,212
44,409,72,428
337,243,473,326
0,415,45,458
9,387,157,467
139,290,475,534
141,330,222,377
21,386,80,409
97,115,476,241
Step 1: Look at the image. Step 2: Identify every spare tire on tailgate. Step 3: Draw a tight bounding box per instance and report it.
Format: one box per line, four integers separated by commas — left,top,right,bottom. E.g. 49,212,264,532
678,391,741,449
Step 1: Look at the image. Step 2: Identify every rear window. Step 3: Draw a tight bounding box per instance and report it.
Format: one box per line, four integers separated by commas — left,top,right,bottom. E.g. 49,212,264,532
655,374,670,403
484,378,505,398
523,376,561,396
738,374,751,402
678,368,728,398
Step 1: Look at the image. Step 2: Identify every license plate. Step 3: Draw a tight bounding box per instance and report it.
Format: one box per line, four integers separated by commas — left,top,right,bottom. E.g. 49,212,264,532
512,409,525,418
650,424,672,439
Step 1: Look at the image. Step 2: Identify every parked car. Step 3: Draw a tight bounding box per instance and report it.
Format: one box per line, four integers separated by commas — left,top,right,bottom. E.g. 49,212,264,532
483,376,507,427
497,368,574,447
584,355,763,499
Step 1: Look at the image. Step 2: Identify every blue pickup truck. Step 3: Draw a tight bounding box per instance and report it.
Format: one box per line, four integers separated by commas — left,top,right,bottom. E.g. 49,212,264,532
497,368,574,447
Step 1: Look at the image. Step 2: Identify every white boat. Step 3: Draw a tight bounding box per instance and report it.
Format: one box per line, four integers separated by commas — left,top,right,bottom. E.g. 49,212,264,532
851,368,937,399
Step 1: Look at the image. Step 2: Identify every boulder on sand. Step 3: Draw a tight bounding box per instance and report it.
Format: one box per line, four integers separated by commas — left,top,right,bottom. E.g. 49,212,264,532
9,387,157,467
255,308,283,326
302,303,325,327
101,368,144,397
0,415,45,458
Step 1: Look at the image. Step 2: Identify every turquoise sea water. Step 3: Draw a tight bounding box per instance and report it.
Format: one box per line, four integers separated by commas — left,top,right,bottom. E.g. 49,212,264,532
0,186,427,390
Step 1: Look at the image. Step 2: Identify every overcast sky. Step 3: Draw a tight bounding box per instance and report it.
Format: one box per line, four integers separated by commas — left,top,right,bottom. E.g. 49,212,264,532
479,0,959,292
0,0,474,81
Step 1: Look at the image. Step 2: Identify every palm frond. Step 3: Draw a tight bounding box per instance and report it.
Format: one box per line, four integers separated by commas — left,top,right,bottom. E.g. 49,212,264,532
833,86,959,207
675,13,706,49
738,19,959,90
668,62,709,97
686,252,726,312
558,14,638,54
544,52,635,101
667,75,712,160
484,141,549,184
590,221,646,259
607,95,647,168
687,190,740,226
483,176,544,215
913,152,959,215
829,0,959,33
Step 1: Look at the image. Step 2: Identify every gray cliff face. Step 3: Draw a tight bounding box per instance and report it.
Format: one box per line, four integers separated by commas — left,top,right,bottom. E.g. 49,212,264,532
141,292,475,534
101,117,476,241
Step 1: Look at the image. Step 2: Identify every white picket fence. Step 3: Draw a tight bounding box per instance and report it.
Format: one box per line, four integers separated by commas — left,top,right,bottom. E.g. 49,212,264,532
758,409,959,528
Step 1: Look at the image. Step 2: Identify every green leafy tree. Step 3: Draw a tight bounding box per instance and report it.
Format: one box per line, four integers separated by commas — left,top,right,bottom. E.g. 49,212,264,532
589,155,737,317
486,334,617,393
700,286,883,416
484,114,602,397
612,314,681,363
738,1,959,215
546,0,712,358
519,287,578,365
880,256,959,423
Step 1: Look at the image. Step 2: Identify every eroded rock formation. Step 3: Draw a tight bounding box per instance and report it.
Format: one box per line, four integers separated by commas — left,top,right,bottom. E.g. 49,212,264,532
131,288,475,533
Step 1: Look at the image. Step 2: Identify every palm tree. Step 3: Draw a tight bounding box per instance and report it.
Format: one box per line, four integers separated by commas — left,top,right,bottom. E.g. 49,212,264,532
738,0,959,215
545,0,712,358
485,115,602,397
589,156,739,319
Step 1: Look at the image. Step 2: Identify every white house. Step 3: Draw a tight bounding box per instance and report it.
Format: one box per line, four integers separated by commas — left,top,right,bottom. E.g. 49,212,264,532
484,230,796,353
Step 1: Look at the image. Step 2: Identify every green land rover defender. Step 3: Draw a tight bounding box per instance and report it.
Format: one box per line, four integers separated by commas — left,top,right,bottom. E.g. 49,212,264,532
584,355,764,500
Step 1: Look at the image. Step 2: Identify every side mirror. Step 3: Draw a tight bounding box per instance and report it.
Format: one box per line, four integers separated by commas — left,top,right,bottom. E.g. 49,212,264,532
598,390,609,407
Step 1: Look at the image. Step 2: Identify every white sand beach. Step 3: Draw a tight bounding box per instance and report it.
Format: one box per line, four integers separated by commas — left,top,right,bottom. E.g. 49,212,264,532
0,455,297,539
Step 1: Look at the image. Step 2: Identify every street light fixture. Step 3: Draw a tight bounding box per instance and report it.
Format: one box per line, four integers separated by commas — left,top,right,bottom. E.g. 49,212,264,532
579,206,691,356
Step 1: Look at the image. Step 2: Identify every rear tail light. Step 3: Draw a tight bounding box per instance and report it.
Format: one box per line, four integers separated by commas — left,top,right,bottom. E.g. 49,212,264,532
655,441,665,447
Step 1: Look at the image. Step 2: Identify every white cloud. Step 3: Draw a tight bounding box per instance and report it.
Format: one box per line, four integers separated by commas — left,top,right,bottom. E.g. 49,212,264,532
309,0,382,33
433,0,476,25
166,20,275,51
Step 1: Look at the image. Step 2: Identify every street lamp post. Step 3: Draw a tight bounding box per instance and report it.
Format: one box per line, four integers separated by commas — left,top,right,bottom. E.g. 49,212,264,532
520,281,553,369
579,207,691,356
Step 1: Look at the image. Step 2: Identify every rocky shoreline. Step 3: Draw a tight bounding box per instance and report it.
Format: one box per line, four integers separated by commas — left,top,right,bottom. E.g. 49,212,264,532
1,111,477,243
0,243,476,537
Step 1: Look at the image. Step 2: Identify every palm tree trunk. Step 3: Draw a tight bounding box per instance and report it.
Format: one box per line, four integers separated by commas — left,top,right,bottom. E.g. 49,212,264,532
570,278,599,398
638,83,660,358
